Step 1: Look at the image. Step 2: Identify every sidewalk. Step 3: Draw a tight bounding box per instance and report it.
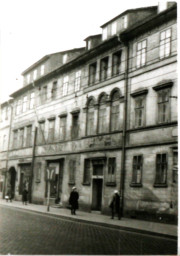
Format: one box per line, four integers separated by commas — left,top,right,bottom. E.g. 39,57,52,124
0,199,177,238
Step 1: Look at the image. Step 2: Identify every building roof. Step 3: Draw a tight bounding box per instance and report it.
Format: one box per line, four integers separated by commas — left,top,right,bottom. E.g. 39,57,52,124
21,47,85,75
100,6,157,28
84,34,102,41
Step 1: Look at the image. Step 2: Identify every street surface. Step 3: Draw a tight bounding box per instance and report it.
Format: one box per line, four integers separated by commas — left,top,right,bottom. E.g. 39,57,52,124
0,205,177,255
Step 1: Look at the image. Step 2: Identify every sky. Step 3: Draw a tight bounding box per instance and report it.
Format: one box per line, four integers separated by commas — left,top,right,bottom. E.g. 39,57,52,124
0,0,160,103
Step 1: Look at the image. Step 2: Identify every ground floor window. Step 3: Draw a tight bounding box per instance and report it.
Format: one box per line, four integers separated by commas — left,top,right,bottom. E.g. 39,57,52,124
131,155,143,187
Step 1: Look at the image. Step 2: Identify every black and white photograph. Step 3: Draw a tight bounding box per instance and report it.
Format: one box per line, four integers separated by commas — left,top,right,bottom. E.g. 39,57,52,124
0,0,178,255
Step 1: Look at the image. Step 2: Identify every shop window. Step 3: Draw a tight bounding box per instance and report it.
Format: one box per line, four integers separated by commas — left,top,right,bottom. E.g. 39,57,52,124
136,40,147,68
89,62,97,85
160,28,171,59
112,51,121,76
69,160,76,185
154,153,167,187
83,159,91,185
100,57,109,81
131,155,143,187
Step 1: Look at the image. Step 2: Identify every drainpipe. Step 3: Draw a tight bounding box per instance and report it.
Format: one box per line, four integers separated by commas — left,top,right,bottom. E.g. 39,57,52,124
119,39,129,218
3,99,13,198
29,126,38,203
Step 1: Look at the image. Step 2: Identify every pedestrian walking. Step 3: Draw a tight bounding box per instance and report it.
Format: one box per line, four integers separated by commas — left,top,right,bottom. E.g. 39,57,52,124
109,190,120,220
22,188,28,205
5,186,12,202
69,187,79,215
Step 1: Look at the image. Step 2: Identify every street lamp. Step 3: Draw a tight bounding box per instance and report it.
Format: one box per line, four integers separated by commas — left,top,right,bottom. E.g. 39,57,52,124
46,168,55,212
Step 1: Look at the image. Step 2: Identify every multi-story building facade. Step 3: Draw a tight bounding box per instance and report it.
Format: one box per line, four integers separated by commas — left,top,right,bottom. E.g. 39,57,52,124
1,2,177,222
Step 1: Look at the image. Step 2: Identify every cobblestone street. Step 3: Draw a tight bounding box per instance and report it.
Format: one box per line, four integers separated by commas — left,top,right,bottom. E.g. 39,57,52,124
0,205,177,255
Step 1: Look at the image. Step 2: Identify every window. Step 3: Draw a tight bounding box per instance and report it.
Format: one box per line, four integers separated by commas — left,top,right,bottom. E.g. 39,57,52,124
102,27,107,41
157,89,170,123
30,92,35,109
83,159,91,184
27,74,30,84
41,65,45,75
98,95,107,134
59,116,67,141
40,86,47,104
112,51,121,76
5,107,8,120
87,41,91,50
3,135,6,151
100,57,109,81
71,113,79,139
48,119,55,142
74,70,81,92
122,15,128,29
35,162,41,183
107,158,116,184
173,150,178,183
51,81,57,99
33,70,37,80
136,40,147,68
89,63,97,85
22,96,27,112
131,155,143,186
134,96,145,127
111,91,120,131
154,153,167,186
13,130,18,148
63,54,67,64
63,76,69,96
86,99,95,136
111,22,117,35
16,99,22,115
69,160,76,184
38,121,45,144
160,29,171,59
26,125,32,147
19,128,24,148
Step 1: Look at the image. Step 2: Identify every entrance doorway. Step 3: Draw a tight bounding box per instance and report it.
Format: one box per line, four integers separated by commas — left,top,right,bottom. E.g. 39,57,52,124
92,179,103,211
8,167,16,199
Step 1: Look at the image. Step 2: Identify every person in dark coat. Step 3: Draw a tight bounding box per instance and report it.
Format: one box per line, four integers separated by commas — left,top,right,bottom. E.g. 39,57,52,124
22,188,28,205
109,190,120,220
69,187,79,215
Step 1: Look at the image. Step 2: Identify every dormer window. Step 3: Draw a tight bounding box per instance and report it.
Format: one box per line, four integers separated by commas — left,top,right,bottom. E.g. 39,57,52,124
33,70,37,80
41,65,45,76
88,41,91,50
111,22,117,35
63,54,67,64
158,2,167,13
122,15,128,29
27,74,30,84
102,27,107,41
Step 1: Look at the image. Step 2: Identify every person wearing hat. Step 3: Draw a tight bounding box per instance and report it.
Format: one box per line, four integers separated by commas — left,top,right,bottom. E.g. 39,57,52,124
69,187,79,215
109,190,120,220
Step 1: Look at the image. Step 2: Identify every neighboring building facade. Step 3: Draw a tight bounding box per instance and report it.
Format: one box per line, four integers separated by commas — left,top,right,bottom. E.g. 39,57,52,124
1,2,177,222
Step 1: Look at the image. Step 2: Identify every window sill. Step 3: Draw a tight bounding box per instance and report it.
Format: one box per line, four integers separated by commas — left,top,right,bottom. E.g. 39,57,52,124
153,183,167,188
130,183,142,187
106,182,116,186
82,182,91,186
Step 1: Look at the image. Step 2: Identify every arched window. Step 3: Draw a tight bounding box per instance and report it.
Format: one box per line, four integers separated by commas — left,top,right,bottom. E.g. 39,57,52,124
110,90,120,131
86,98,95,136
98,94,107,133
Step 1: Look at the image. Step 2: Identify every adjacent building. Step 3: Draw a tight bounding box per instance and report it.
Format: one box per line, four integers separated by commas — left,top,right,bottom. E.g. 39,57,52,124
0,2,177,223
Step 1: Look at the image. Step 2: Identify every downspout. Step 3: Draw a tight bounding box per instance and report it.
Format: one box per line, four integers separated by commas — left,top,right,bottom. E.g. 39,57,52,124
3,100,13,198
119,38,129,218
29,126,38,203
